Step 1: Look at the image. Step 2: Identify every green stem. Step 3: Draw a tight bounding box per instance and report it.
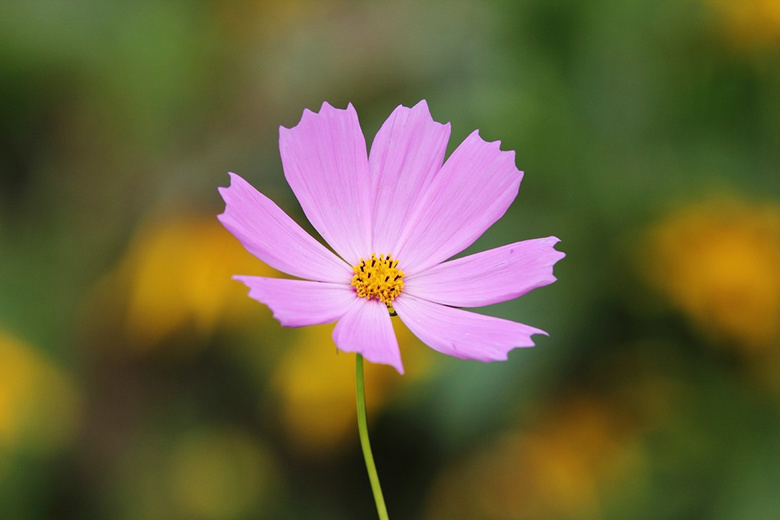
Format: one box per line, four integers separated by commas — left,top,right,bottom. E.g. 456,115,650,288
355,354,390,520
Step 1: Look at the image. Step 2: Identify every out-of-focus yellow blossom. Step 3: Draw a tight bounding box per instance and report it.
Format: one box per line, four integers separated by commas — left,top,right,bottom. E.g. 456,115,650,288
110,426,277,520
425,396,647,520
271,321,435,455
705,0,780,49
108,214,275,350
214,0,337,42
641,199,780,351
0,331,81,465
166,428,276,520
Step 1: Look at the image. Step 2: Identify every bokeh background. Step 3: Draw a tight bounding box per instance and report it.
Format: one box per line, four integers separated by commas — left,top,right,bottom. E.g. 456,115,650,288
2,0,780,518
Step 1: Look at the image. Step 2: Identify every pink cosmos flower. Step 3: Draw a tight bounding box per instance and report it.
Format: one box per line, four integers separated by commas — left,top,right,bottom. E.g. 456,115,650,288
218,101,564,374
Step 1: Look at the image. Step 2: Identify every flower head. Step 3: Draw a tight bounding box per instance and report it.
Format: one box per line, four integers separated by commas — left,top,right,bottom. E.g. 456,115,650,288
641,198,780,349
218,101,564,373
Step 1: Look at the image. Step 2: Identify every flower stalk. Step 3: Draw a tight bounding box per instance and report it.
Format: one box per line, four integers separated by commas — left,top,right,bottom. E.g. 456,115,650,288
356,354,389,520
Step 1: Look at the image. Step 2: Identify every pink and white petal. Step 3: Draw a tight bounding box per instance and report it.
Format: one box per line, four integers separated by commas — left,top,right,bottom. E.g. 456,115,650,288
393,295,545,362
369,100,451,254
233,276,355,327
405,237,565,307
395,131,523,275
279,102,372,265
333,298,403,374
218,173,352,283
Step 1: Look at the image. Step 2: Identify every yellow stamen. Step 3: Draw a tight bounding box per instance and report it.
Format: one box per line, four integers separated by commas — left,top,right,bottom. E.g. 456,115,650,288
351,254,404,306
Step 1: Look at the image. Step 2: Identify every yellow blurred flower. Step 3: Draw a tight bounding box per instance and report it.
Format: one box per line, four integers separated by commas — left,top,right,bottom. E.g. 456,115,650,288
166,428,276,520
0,331,81,465
214,0,339,42
425,395,647,520
271,321,435,455
705,0,780,49
111,426,277,520
104,214,275,350
641,198,780,350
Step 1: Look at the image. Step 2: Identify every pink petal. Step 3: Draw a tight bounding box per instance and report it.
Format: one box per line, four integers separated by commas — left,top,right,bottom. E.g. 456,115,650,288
218,173,351,283
405,237,565,307
369,100,451,255
280,102,372,265
393,295,545,362
332,298,403,374
395,131,523,275
233,276,356,327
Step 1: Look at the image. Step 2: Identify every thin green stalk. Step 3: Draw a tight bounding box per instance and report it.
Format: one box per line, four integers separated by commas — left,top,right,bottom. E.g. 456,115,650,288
356,354,389,520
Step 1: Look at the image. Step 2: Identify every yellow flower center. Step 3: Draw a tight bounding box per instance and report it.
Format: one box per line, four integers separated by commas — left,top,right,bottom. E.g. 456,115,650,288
351,253,405,307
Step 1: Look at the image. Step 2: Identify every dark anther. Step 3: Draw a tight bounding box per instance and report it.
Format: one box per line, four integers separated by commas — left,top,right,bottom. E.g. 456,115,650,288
385,276,389,282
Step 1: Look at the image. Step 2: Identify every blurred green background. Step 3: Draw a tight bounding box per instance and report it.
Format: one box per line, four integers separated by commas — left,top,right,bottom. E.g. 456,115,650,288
2,0,779,518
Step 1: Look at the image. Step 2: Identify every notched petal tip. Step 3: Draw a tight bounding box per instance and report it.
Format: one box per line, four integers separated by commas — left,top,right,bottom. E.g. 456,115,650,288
463,130,522,175
280,101,360,137
408,100,452,130
218,171,238,188
388,100,451,132
220,171,251,190
409,99,432,116
217,172,241,198
533,328,550,338
216,172,243,214
533,237,567,287
280,103,346,132
231,275,263,305
546,237,567,265
316,100,351,117
299,101,355,122
413,100,451,129
468,129,514,152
